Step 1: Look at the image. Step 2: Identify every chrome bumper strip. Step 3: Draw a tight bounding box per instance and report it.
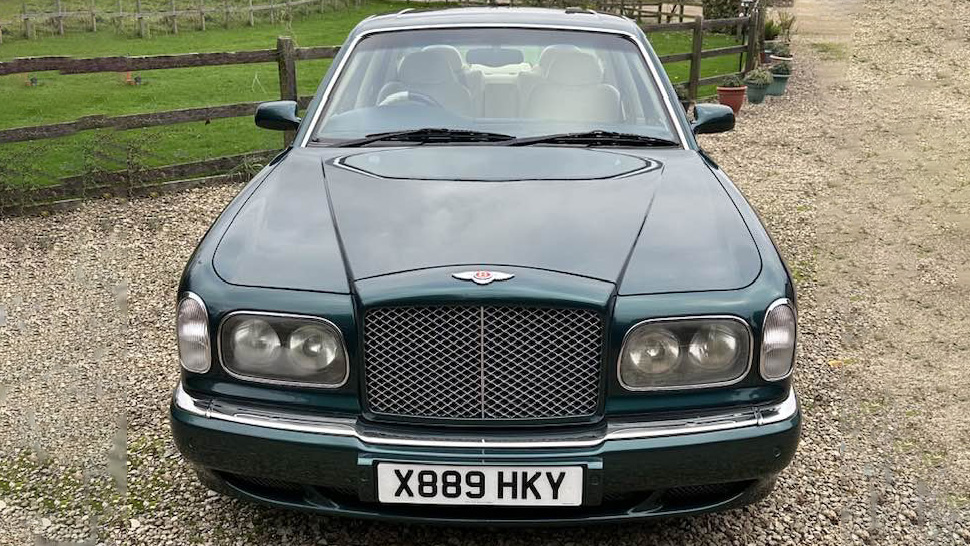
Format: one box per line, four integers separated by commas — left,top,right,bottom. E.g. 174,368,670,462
173,383,797,449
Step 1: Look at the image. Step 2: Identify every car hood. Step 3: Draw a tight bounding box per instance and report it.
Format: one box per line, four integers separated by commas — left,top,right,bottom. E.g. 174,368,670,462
213,147,761,295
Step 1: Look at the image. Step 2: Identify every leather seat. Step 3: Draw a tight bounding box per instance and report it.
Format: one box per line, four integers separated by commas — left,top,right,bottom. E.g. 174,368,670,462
523,50,623,124
378,48,474,116
517,45,580,108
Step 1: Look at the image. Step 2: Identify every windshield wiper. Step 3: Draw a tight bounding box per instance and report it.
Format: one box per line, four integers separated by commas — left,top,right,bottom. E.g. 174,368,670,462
506,130,679,148
333,128,515,147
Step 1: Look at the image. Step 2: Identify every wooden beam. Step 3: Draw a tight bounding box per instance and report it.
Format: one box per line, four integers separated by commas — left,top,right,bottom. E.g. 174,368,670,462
658,52,693,63
688,16,703,101
703,16,749,29
0,50,278,76
699,44,748,59
277,36,298,147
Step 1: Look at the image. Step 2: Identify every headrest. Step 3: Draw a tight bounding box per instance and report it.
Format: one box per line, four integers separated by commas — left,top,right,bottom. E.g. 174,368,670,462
538,45,581,74
466,47,525,67
398,49,460,85
422,45,464,72
545,50,604,86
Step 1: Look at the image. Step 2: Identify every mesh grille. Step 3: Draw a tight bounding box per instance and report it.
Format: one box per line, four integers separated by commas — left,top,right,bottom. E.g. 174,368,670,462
364,306,603,421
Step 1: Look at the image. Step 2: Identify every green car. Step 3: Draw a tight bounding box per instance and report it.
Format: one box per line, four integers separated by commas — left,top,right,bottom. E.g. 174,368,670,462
171,7,800,524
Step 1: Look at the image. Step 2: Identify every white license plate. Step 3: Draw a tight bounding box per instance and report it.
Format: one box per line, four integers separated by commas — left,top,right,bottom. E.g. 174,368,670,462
376,463,583,506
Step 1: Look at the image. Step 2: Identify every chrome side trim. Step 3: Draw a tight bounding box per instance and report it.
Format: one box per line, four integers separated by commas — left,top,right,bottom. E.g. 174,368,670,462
616,315,755,392
173,383,797,449
299,23,689,150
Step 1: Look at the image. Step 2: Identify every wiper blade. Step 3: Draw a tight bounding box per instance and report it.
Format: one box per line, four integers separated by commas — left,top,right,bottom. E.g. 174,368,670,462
507,130,679,148
335,128,514,147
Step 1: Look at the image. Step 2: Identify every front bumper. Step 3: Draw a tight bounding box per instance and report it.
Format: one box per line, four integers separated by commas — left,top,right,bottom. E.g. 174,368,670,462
171,383,800,524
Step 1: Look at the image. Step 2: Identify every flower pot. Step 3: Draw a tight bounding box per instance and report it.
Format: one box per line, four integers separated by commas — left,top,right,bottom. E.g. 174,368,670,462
716,86,746,114
770,54,793,63
766,73,790,96
746,84,769,104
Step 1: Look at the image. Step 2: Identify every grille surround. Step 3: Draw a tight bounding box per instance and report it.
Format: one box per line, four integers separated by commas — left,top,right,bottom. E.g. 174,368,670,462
363,305,604,423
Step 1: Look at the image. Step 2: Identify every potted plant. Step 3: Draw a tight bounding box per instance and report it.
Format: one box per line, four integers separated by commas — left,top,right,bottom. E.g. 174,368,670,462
763,19,782,60
767,62,791,96
743,67,773,104
770,43,793,63
716,74,746,114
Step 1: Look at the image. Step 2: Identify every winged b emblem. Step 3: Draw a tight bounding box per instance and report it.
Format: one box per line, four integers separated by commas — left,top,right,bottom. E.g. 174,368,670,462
452,270,515,286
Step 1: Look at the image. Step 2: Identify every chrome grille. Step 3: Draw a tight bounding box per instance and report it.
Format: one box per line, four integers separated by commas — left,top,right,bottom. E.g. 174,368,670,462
364,306,603,421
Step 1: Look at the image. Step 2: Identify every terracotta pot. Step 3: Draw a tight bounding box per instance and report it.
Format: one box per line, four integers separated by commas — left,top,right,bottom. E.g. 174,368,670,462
746,84,769,104
716,86,746,114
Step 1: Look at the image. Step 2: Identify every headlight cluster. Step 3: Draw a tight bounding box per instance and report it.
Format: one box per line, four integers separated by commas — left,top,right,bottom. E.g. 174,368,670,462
176,294,211,374
220,313,348,388
760,299,796,381
618,317,751,390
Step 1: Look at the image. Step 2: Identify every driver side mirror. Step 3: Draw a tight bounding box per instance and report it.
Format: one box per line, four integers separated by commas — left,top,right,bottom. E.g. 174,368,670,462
691,104,735,135
255,100,301,131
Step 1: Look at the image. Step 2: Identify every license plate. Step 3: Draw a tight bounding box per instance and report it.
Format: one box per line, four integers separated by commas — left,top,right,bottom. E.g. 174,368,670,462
376,463,583,506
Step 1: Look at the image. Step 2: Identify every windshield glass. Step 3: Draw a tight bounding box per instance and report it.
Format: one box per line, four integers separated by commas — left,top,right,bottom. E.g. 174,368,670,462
312,28,680,144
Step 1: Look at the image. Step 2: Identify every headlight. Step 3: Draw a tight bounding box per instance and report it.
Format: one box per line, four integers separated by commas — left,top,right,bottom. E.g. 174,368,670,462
176,293,211,373
760,299,796,381
220,313,348,387
619,317,751,390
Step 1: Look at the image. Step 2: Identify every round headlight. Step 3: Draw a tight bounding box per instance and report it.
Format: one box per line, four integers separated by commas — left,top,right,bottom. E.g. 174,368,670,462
625,329,681,375
287,325,341,374
689,325,741,370
231,318,281,369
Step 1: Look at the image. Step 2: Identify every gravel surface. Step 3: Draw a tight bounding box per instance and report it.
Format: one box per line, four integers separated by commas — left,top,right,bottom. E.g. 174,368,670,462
2,0,970,543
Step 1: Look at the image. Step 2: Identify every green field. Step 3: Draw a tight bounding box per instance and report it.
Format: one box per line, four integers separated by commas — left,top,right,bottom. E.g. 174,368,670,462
0,2,742,188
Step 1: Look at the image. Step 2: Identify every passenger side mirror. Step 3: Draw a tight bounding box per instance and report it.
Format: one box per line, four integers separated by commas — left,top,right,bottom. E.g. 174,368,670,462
691,104,735,135
255,100,301,131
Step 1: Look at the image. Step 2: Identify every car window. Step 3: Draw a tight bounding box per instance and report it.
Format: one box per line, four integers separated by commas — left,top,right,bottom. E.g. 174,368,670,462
312,28,679,143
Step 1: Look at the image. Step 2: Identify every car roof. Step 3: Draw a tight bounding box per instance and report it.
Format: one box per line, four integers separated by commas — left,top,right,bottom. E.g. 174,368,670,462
351,7,641,36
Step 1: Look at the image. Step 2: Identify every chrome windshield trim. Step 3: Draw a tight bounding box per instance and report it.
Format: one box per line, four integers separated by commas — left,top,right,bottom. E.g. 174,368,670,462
299,23,689,150
174,383,797,449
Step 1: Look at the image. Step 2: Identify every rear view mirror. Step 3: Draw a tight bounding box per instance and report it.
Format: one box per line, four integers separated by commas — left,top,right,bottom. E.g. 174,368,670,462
691,104,735,134
255,100,301,131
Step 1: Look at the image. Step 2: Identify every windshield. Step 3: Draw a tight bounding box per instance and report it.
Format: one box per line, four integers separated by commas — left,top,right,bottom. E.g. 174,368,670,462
312,28,680,144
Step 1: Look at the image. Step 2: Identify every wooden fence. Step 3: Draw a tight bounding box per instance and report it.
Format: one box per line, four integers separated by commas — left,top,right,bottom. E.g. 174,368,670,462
0,4,763,215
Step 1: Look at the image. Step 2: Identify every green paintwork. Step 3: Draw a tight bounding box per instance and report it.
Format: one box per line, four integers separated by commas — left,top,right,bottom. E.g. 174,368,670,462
254,100,302,131
691,104,736,134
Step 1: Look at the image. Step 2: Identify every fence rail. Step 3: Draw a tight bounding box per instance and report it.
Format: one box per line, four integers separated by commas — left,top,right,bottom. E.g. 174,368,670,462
0,2,764,215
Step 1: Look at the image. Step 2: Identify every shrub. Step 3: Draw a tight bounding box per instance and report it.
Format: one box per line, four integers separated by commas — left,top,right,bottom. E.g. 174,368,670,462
720,74,745,88
770,61,791,75
777,11,796,40
764,19,781,42
702,0,741,22
772,43,791,58
743,67,773,87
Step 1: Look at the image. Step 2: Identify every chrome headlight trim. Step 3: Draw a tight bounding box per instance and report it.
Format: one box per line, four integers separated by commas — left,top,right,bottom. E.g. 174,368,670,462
617,315,754,392
760,298,797,382
217,311,350,389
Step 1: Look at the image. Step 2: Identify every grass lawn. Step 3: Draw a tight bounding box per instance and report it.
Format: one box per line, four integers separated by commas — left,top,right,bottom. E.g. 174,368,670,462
0,2,744,188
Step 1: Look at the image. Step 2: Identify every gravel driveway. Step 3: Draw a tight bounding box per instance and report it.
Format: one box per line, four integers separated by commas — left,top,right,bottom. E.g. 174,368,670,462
2,0,970,543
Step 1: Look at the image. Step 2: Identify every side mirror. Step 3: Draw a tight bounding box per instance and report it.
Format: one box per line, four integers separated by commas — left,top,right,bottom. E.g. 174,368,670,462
255,100,301,131
691,104,735,135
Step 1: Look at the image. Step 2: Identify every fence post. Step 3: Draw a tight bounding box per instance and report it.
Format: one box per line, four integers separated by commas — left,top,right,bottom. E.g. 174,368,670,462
277,36,298,147
688,16,703,101
91,0,97,32
56,0,65,35
23,2,34,39
170,0,177,34
199,0,205,31
223,0,229,27
249,0,255,25
136,0,147,37
745,3,758,71
0,24,4,44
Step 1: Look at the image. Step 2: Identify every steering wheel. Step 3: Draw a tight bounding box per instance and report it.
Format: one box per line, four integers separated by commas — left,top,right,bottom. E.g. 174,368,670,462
379,90,445,109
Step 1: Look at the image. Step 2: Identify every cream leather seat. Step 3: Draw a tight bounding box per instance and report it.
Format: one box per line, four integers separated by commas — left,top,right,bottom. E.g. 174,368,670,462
523,50,623,124
517,44,580,109
377,48,474,116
